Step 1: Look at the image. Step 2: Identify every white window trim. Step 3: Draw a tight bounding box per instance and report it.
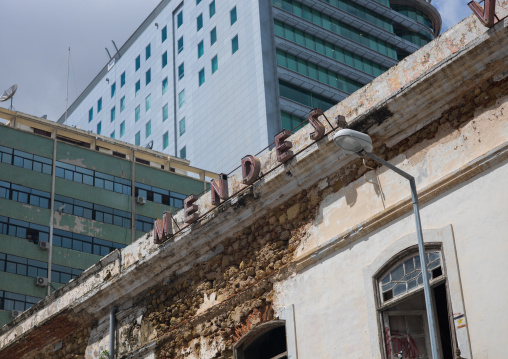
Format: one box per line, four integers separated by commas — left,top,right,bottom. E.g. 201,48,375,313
362,225,471,358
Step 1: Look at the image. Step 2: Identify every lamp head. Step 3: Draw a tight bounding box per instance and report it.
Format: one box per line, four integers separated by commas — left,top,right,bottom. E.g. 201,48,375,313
333,129,373,154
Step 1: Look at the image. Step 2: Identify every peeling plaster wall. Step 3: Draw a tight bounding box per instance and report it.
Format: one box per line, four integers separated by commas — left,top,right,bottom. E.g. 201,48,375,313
274,140,508,358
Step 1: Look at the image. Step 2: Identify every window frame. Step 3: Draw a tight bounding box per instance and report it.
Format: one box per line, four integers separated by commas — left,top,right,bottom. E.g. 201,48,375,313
369,241,459,359
197,40,204,58
177,10,183,28
232,35,239,54
145,43,151,60
161,26,167,42
230,6,237,25
209,0,215,18
198,68,205,86
197,13,203,31
178,36,184,53
210,27,217,45
135,55,141,71
211,55,218,74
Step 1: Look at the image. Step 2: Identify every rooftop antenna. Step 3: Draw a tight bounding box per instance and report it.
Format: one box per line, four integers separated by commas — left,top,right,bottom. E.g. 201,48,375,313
0,84,18,110
105,47,113,60
65,47,70,122
111,40,120,59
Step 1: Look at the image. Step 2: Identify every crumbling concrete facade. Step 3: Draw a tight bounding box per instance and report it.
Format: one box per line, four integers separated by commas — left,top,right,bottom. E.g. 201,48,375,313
2,3,508,358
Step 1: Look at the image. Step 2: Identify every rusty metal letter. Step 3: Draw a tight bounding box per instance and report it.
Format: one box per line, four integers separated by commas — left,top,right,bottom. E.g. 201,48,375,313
153,211,173,244
275,129,294,163
241,155,261,185
468,0,497,27
184,194,199,224
211,174,229,206
308,108,326,141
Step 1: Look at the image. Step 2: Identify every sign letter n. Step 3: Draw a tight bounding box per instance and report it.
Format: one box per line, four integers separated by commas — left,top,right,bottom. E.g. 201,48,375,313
211,174,229,206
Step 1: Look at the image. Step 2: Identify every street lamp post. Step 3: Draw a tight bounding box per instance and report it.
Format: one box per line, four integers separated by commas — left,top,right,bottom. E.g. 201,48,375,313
333,129,441,359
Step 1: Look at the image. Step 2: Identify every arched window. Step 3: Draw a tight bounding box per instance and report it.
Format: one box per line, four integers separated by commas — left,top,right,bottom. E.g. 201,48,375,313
234,320,288,359
376,248,454,359
379,250,443,303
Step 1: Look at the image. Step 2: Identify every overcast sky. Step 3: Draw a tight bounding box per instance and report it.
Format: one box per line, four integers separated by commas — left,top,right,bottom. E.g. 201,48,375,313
0,0,471,122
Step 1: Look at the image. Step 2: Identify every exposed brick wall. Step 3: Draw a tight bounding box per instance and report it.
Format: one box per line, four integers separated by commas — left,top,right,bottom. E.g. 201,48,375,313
1,313,88,359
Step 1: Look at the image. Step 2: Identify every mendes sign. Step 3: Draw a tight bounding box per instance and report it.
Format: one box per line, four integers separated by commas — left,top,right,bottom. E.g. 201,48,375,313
153,109,342,244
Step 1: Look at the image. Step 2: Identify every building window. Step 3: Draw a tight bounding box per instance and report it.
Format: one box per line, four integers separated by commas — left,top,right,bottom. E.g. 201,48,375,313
209,0,215,17
234,322,288,359
110,106,115,122
162,51,168,68
111,82,116,98
197,0,201,4
179,117,185,136
110,131,115,139
178,63,184,80
178,89,185,108
135,80,141,96
211,55,218,74
96,121,102,135
163,131,169,149
178,36,184,53
197,13,203,31
377,249,454,359
162,77,168,95
135,105,140,122
177,10,183,28
163,103,169,122
135,55,141,71
88,108,93,122
146,120,151,138
146,68,151,85
145,94,151,111
210,27,217,45
135,131,140,146
198,68,205,86
230,6,237,25
162,25,167,42
232,35,239,53
146,44,151,60
198,40,204,58
120,96,126,112
121,72,126,87
97,97,102,112
180,146,186,159
120,121,125,137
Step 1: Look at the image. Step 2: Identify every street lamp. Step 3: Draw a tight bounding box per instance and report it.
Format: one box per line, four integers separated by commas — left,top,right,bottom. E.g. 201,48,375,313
333,129,441,359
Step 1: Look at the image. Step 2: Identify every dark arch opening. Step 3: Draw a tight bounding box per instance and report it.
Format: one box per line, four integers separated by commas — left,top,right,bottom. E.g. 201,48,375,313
234,321,287,359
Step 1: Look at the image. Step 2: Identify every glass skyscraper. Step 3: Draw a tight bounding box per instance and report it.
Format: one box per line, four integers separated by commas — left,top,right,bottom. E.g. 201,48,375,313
59,0,441,173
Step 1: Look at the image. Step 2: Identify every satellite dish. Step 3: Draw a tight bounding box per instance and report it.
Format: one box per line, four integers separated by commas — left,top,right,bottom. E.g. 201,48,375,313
145,140,154,149
0,84,18,110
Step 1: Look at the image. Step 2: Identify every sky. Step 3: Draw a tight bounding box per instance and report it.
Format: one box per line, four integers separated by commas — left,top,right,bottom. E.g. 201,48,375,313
0,0,472,122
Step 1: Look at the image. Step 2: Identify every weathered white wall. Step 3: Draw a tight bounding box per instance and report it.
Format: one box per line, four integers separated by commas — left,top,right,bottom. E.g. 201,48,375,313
274,116,508,358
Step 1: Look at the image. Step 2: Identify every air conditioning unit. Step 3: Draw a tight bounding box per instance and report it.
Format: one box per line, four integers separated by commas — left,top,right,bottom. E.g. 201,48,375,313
35,276,48,287
11,310,22,319
136,196,146,205
39,241,50,250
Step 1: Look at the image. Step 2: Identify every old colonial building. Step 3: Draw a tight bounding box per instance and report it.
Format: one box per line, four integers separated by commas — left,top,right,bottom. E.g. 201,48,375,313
1,2,508,358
